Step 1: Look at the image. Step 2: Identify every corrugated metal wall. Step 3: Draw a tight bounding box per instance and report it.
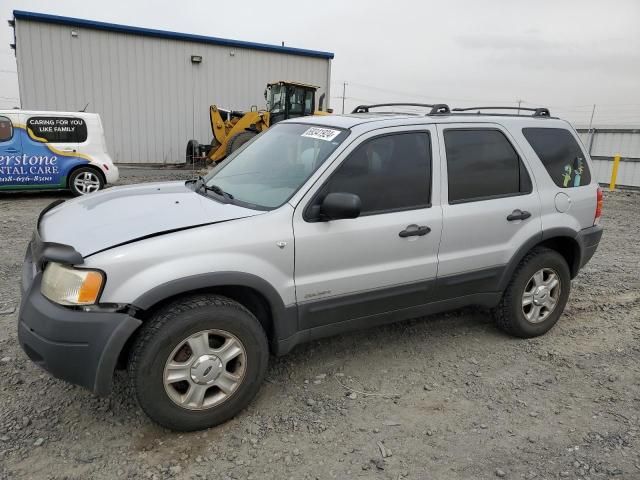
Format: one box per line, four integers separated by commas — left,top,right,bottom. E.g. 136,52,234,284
577,129,640,188
15,20,331,164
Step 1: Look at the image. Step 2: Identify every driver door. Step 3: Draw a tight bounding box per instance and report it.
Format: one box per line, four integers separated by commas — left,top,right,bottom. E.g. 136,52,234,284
292,126,443,330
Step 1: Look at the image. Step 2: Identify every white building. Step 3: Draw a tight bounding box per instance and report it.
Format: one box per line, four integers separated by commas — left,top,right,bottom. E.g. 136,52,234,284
11,10,333,164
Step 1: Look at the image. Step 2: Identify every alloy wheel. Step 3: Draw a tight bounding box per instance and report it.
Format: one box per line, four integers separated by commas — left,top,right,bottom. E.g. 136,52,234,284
521,268,561,324
163,329,247,410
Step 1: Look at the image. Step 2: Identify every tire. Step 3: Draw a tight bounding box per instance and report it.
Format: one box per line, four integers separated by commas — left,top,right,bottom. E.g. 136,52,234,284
68,167,104,196
128,294,269,431
185,139,199,165
225,131,257,156
493,247,571,338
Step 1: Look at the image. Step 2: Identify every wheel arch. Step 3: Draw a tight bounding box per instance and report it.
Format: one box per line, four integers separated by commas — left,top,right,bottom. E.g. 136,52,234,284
67,163,106,187
498,229,582,291
127,272,296,356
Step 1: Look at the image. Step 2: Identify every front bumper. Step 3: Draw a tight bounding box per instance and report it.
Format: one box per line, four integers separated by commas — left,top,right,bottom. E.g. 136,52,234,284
18,240,140,396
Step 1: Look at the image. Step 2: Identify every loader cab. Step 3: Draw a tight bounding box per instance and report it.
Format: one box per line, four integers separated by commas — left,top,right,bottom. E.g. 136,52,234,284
266,81,317,125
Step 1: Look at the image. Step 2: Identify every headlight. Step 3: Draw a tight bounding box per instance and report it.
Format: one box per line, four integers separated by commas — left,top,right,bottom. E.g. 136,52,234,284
41,262,104,306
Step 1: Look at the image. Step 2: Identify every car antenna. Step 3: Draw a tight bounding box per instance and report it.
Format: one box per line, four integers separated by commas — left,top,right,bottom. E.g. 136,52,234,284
79,102,90,112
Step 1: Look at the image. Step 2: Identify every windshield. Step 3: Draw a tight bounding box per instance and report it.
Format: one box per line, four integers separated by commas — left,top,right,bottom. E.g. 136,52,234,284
204,123,349,210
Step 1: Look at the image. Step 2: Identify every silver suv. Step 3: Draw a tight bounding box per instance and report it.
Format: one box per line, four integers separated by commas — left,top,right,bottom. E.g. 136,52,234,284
18,104,603,431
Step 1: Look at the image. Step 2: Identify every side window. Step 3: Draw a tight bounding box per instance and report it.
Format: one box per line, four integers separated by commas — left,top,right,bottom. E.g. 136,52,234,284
522,127,591,188
0,116,13,142
322,132,431,215
445,129,532,204
26,117,88,143
304,90,314,115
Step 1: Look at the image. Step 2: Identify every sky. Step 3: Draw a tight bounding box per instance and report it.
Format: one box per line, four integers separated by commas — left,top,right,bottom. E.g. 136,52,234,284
1,0,640,126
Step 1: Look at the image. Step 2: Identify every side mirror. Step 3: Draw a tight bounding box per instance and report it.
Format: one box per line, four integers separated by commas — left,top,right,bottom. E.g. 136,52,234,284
320,192,361,220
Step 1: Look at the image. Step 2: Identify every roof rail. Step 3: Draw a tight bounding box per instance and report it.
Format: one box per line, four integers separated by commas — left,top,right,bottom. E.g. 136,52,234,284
451,106,551,117
352,103,450,115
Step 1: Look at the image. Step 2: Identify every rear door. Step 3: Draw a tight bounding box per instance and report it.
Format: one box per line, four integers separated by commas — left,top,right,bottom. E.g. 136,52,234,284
0,113,23,189
292,125,443,330
435,123,541,298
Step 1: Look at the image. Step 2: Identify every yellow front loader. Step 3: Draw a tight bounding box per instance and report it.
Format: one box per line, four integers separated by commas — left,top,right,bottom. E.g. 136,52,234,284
186,81,330,164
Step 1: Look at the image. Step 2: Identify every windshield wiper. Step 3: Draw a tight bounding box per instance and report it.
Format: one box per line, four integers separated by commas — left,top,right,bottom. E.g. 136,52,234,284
192,175,234,200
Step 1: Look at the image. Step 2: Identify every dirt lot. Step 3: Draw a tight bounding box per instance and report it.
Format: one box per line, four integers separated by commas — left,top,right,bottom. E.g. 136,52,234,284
0,171,639,480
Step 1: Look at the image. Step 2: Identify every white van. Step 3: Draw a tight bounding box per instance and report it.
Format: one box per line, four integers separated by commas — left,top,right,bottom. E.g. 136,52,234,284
0,110,118,195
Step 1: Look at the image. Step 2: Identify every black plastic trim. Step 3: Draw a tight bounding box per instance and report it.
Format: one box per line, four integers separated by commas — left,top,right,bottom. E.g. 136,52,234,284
132,271,297,346
298,279,436,330
275,292,501,356
435,266,505,300
17,273,141,396
31,228,84,267
575,224,603,269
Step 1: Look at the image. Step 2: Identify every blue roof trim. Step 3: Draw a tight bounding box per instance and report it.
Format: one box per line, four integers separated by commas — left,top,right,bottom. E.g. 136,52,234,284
12,10,334,60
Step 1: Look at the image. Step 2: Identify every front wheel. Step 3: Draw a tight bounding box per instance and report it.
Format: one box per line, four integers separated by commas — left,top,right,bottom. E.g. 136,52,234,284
225,131,257,156
69,167,104,196
493,247,571,338
128,294,268,431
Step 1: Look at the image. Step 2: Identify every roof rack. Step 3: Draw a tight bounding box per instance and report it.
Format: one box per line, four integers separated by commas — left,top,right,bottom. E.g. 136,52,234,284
451,106,551,117
352,103,450,115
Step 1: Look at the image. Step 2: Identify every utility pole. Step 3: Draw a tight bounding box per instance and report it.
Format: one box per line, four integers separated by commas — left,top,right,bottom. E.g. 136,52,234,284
341,82,347,114
587,104,597,154
517,99,522,115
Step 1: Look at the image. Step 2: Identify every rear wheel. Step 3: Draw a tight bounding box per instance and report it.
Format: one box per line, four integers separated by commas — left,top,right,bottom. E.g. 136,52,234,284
68,167,104,196
225,131,257,156
128,294,268,431
493,247,571,338
185,139,199,165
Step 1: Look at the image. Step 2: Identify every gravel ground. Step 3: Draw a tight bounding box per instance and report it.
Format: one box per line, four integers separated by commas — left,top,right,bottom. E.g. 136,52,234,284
0,170,639,480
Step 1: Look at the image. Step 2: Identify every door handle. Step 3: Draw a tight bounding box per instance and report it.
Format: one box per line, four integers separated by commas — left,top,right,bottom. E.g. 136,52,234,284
4,147,18,153
506,209,532,221
61,148,77,153
399,224,431,238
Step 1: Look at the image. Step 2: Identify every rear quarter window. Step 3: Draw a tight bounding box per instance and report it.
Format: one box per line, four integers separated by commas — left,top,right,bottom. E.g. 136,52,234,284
522,127,591,188
27,116,88,143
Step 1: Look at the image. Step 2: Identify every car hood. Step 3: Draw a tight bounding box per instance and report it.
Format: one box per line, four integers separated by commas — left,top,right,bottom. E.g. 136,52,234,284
39,181,263,256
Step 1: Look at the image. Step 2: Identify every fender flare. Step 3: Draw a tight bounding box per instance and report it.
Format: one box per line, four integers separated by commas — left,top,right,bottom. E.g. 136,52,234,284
496,228,583,291
131,271,297,342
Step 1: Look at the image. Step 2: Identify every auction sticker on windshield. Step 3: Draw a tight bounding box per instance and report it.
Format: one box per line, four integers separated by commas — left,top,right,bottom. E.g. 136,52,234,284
301,127,341,142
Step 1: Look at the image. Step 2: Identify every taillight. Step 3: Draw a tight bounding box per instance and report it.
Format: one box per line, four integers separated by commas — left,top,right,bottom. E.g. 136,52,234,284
594,186,603,225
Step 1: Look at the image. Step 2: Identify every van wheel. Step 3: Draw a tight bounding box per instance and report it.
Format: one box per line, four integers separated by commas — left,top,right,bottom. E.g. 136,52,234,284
493,247,570,338
69,167,104,196
128,294,268,431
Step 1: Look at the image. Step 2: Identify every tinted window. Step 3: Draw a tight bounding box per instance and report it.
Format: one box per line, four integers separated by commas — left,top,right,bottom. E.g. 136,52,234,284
0,116,12,142
322,132,431,215
523,127,591,187
27,117,88,143
445,129,532,204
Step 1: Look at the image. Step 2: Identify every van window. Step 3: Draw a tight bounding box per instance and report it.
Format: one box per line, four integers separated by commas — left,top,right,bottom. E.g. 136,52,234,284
522,127,591,188
321,132,431,215
0,116,13,142
27,116,88,143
